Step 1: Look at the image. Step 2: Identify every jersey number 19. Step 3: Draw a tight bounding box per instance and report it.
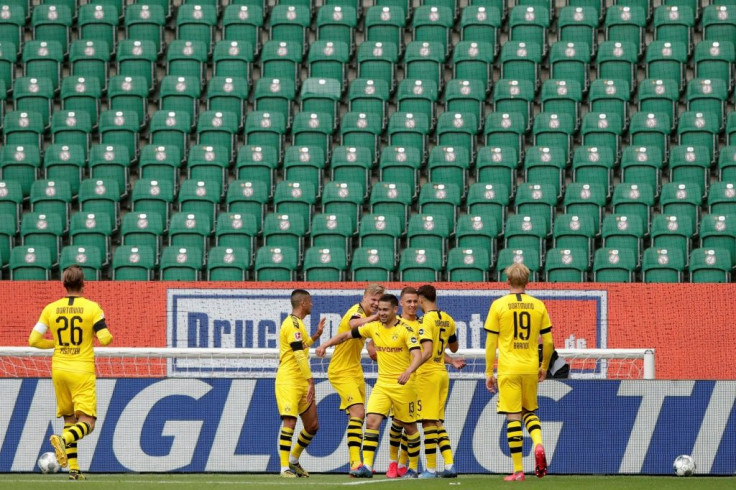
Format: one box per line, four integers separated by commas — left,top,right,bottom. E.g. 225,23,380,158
513,311,531,341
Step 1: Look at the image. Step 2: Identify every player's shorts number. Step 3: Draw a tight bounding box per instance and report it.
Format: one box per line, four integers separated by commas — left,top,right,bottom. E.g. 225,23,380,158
56,316,83,346
408,401,415,415
513,311,531,341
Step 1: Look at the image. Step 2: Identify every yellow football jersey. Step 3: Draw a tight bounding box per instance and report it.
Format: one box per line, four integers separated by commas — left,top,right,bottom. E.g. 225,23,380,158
328,303,367,378
36,296,106,374
277,314,312,381
400,315,421,330
417,310,457,375
485,293,552,375
357,319,421,381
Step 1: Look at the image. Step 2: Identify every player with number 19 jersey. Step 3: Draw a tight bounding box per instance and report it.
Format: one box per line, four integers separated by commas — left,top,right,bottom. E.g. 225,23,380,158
484,293,552,375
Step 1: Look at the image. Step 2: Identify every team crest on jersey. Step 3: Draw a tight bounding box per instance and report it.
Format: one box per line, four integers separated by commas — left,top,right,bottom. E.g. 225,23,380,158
418,329,424,335
392,335,399,341
294,331,302,341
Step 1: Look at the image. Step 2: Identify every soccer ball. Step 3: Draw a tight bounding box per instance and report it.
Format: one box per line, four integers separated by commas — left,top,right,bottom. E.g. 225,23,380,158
38,452,61,474
673,455,696,477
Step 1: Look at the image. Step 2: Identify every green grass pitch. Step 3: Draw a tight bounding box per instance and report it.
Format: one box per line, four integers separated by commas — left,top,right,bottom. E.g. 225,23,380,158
1,473,734,489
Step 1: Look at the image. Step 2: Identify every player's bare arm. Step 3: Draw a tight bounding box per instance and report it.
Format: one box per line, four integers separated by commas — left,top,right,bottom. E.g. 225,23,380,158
398,348,423,385
445,353,467,370
420,339,433,364
315,329,359,357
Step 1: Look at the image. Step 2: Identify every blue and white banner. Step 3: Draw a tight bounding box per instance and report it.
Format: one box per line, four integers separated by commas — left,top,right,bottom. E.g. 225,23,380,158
166,288,607,376
1,379,734,475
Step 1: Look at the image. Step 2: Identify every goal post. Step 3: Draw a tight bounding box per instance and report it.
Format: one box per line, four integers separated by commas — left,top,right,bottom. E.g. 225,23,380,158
0,347,655,379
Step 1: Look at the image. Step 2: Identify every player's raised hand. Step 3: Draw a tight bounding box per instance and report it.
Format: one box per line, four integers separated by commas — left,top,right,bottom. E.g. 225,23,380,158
397,369,412,385
451,357,467,370
486,375,498,393
314,317,326,338
315,345,327,358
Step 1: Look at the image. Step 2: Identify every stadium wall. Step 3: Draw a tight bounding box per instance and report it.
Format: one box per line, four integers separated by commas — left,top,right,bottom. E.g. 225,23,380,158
1,282,733,379
1,378,735,474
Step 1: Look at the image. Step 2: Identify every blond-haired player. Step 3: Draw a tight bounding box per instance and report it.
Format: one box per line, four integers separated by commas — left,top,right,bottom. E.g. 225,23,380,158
485,263,554,481
318,294,426,478
29,265,113,480
275,289,325,478
327,284,384,474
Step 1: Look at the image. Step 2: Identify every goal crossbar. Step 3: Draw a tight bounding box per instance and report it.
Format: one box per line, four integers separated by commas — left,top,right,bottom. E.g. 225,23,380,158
0,347,656,379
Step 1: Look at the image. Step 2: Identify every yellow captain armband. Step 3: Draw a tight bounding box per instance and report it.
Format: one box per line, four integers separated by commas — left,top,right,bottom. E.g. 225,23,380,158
96,328,113,346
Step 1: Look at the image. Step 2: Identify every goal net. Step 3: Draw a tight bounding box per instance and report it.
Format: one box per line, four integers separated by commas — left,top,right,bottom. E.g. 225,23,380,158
0,347,655,379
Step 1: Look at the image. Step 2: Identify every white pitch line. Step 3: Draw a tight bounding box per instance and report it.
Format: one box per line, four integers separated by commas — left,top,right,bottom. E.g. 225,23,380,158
343,480,411,486
0,479,350,486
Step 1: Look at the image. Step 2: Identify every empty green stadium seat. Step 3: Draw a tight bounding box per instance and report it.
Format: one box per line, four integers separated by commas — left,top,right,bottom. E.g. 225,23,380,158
213,40,254,82
273,181,317,232
418,182,461,230
0,145,40,198
69,212,112,264
455,214,498,263
197,110,238,160
124,4,165,54
29,179,71,233
494,77,536,130
700,214,736,264
222,4,263,55
60,245,103,281
515,183,557,232
78,4,118,56
269,5,311,55
61,76,101,128
331,146,373,198
358,213,401,257
404,41,446,91
316,5,357,54
215,212,257,259
601,214,645,266
669,146,711,198
447,247,491,282
545,248,589,282
307,44,349,92
340,112,382,166
4,111,44,150
553,214,596,264
605,5,645,55
646,41,688,91
460,6,501,55
509,5,550,54
589,79,630,129
370,182,412,230
629,112,671,160
70,40,110,93
99,110,140,159
620,146,664,197
571,146,615,197
484,112,526,158
686,78,728,131
0,5,24,56
677,111,719,163
689,247,732,283
593,247,637,282
549,41,591,91
399,247,443,281
413,5,454,56
563,183,607,231
694,40,734,93
43,144,85,197
160,246,204,281
452,41,494,93
303,246,347,281
558,6,597,54
612,183,655,234
642,246,686,283
580,112,623,159
149,111,192,162
407,213,451,258
505,214,548,264
524,146,567,199
357,41,399,93
702,5,736,45
533,112,575,159
596,41,638,92
131,178,174,225
366,6,405,54
348,79,390,128
659,182,702,233
226,180,269,232
21,211,62,264
32,5,72,56
207,246,250,281
169,212,212,253
10,245,53,280
112,245,155,280
651,214,694,265
541,79,583,130
496,248,541,281
350,246,394,281
255,246,298,281
176,4,217,54
14,76,53,129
